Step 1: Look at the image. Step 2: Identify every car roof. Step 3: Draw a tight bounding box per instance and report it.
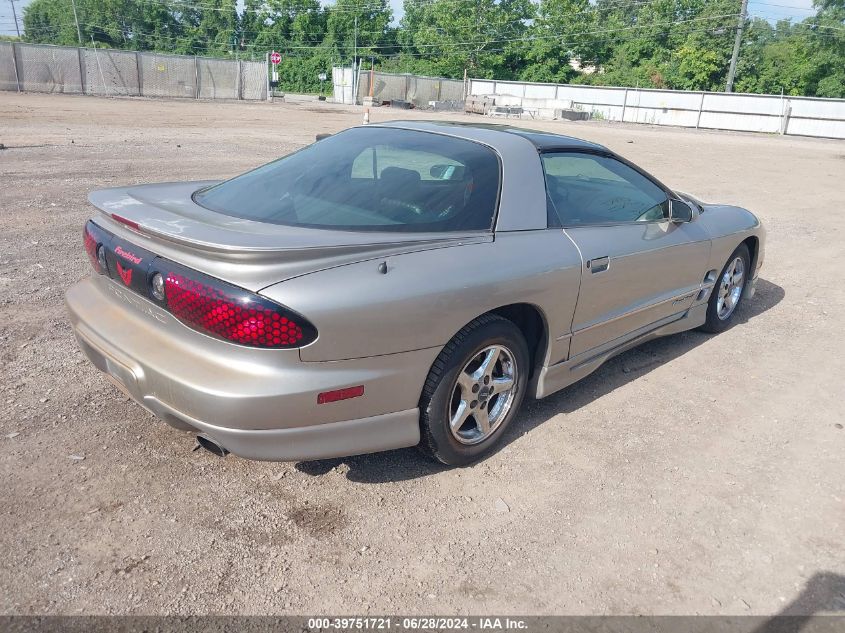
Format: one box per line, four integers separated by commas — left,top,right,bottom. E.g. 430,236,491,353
375,120,607,152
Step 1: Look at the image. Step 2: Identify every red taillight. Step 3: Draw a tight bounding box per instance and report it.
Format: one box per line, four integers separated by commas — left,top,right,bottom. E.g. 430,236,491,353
163,271,314,349
80,219,316,349
318,386,365,404
83,224,101,273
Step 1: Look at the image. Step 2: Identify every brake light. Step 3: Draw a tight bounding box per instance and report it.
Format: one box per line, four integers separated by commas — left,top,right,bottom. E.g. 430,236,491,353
83,223,102,273
110,213,141,231
162,267,316,349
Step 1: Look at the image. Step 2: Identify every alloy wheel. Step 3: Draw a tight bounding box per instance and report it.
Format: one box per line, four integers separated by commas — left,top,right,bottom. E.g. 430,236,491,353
717,256,745,320
448,345,518,445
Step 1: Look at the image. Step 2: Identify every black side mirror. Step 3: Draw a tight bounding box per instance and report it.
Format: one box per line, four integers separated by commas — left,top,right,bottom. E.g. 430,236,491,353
670,199,694,223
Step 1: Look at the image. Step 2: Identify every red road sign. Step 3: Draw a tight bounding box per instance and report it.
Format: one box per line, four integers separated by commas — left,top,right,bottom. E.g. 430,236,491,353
270,51,281,65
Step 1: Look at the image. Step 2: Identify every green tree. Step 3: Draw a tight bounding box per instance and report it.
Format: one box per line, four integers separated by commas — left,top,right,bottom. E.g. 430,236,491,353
15,0,845,97
397,0,533,79
242,0,326,53
177,0,239,56
23,0,186,51
324,0,393,63
519,0,590,84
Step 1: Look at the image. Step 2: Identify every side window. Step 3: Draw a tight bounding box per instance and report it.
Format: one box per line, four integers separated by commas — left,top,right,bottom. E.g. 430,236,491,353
351,145,465,181
542,152,669,226
351,147,376,179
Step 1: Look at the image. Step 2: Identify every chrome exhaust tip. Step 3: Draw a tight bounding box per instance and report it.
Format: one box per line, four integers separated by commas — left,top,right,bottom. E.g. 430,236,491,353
195,434,229,457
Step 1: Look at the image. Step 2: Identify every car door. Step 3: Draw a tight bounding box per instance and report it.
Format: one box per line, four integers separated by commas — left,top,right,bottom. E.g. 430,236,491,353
542,151,711,361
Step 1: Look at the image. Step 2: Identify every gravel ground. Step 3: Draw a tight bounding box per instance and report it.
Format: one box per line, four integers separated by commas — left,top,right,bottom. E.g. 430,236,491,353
0,93,843,616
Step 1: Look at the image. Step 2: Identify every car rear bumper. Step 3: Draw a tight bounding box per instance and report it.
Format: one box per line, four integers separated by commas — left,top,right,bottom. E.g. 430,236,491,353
65,275,433,461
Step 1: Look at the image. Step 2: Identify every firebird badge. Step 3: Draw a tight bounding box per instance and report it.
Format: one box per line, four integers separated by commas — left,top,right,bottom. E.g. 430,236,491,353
114,246,143,265
116,261,133,286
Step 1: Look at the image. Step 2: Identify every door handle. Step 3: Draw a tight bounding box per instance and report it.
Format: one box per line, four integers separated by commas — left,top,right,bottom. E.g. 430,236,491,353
588,256,609,273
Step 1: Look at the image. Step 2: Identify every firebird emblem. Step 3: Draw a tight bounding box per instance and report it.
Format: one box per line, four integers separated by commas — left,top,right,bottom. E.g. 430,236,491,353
116,261,133,286
114,246,142,265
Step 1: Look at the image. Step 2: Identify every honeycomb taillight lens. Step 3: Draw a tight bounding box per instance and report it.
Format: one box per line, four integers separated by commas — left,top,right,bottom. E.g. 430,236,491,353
81,220,316,349
161,266,317,349
82,221,109,275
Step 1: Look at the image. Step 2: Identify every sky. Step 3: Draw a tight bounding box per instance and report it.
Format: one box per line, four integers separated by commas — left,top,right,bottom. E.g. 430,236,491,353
0,0,821,38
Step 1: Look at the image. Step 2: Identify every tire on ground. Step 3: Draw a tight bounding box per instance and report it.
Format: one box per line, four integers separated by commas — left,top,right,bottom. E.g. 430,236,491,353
418,313,530,466
700,243,751,333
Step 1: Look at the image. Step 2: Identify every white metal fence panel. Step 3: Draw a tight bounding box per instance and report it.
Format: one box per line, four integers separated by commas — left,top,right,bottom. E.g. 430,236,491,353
524,83,557,100
789,96,842,118
706,91,783,115
471,80,495,95
332,66,354,104
14,43,82,93
487,81,523,98
470,78,845,139
788,116,845,138
82,48,139,96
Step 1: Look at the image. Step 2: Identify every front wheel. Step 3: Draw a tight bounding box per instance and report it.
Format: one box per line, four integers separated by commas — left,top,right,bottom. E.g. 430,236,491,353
418,314,529,466
700,243,751,333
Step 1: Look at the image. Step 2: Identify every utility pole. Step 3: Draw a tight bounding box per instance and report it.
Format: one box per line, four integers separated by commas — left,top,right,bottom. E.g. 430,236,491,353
725,0,749,93
70,0,83,45
353,14,358,73
8,0,20,38
352,11,358,105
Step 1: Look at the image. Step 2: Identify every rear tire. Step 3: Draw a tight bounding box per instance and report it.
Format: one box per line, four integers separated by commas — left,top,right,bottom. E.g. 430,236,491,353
700,243,751,333
418,314,529,466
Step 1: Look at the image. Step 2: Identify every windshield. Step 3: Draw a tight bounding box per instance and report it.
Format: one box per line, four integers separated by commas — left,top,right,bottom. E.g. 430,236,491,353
194,127,501,233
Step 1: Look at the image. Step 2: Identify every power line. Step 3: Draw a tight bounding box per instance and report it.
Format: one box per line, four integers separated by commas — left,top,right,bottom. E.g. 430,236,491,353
14,0,842,67
750,1,816,10
18,11,741,57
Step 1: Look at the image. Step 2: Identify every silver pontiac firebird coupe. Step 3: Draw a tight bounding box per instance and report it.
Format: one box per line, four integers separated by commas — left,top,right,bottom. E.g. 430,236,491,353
66,121,765,466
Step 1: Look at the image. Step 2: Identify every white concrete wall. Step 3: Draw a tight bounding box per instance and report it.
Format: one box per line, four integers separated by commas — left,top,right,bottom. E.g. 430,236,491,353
469,79,845,140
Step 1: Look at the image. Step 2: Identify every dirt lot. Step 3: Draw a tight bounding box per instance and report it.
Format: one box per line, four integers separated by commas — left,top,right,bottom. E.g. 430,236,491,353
0,93,843,617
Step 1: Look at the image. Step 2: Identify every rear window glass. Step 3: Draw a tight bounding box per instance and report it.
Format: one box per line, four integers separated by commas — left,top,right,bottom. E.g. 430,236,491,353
194,127,501,232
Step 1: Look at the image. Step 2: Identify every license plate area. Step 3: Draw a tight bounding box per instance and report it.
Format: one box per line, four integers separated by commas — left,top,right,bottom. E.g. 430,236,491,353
75,331,138,396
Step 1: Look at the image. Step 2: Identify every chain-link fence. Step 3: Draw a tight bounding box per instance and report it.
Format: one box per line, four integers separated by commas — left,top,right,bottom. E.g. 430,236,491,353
355,70,465,108
0,42,19,92
0,42,268,101
11,42,83,93
240,60,268,101
197,57,237,100
138,52,196,98
82,48,139,96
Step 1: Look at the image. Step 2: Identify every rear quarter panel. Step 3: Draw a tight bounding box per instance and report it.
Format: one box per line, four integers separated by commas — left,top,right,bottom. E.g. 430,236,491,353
261,231,582,362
